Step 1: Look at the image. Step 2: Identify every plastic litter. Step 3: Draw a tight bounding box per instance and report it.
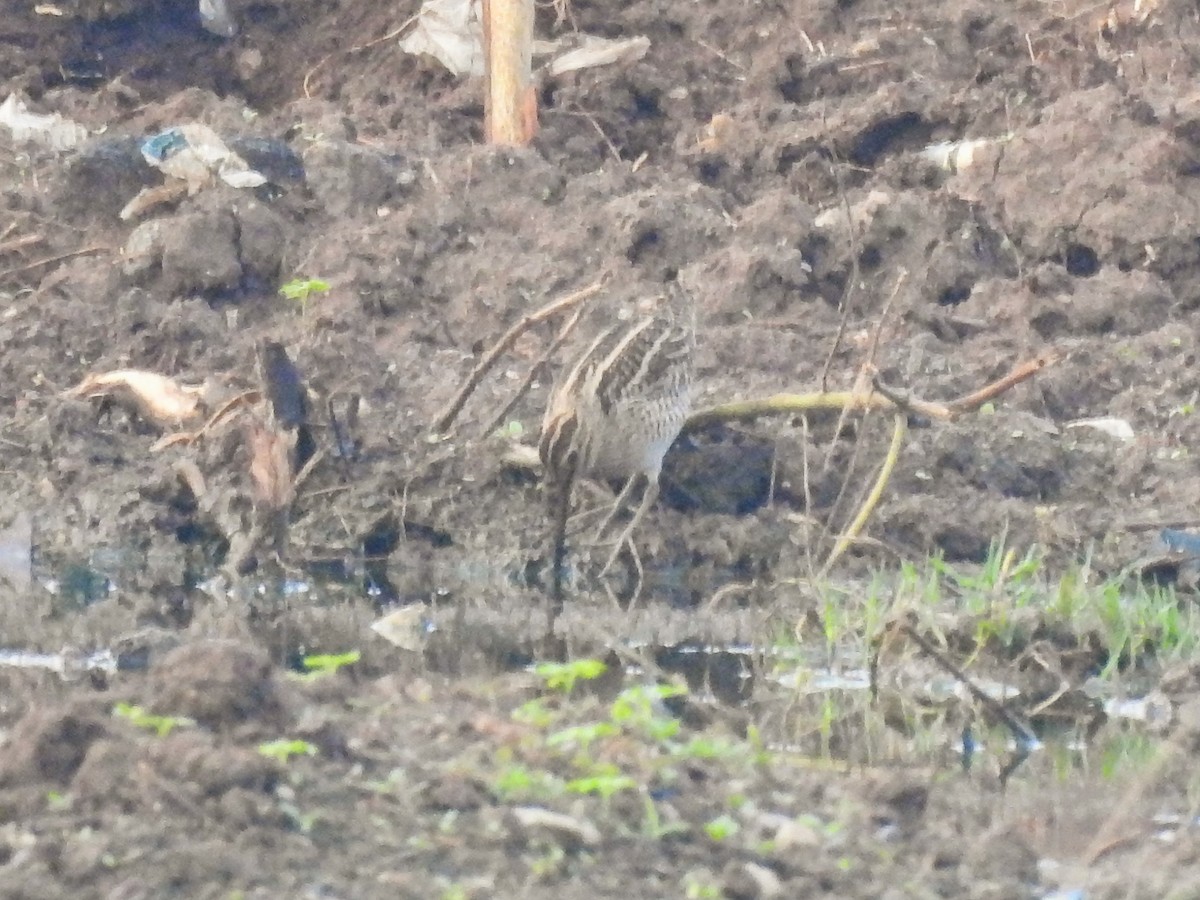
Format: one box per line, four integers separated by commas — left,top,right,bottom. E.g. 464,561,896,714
400,0,484,77
140,123,267,190
399,0,651,79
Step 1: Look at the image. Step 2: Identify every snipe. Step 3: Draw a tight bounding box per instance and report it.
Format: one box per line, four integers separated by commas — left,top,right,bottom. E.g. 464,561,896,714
539,286,695,600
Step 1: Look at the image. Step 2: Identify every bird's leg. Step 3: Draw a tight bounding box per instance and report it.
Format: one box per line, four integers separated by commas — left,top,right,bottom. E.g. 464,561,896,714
564,480,620,534
601,540,644,608
590,472,643,545
547,454,579,613
597,480,658,578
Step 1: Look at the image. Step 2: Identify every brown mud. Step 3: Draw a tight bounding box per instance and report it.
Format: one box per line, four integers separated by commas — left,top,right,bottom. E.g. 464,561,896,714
3,0,1200,896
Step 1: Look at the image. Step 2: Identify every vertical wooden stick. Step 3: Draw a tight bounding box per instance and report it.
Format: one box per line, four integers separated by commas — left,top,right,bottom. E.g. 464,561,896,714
483,0,538,145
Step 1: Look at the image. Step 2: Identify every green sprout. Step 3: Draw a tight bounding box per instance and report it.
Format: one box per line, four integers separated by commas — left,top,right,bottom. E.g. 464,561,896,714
534,658,607,693
512,697,555,728
279,276,330,314
609,683,686,741
112,702,193,738
45,790,72,811
295,650,361,681
495,419,525,440
492,765,564,802
684,876,722,899
546,722,618,752
258,738,318,764
565,773,637,799
704,814,740,842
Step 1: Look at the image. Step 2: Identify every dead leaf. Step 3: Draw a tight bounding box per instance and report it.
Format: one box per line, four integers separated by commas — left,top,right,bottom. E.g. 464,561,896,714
370,604,431,651
545,34,650,77
245,419,295,511
697,113,735,153
63,370,206,429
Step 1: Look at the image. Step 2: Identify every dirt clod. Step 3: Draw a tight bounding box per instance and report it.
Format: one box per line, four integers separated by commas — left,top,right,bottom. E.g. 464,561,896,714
148,639,284,730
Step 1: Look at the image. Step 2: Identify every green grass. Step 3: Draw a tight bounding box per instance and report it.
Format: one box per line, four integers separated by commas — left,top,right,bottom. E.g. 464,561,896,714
292,650,361,682
488,659,762,837
486,543,1194,854
813,538,1199,675
534,658,607,693
258,738,318,763
111,702,193,737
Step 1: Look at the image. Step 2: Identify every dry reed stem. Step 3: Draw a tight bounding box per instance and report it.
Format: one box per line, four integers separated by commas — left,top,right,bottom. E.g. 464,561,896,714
821,412,906,573
683,348,1062,432
483,0,538,145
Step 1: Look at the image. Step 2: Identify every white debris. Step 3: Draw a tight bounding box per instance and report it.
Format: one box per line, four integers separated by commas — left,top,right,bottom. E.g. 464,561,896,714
0,93,89,151
1065,417,1136,442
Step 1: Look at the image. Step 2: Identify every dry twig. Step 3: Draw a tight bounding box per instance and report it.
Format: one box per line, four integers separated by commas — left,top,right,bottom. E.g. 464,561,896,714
871,614,1037,770
302,13,420,98
150,390,262,451
432,279,605,433
479,302,586,438
0,233,43,255
0,245,109,281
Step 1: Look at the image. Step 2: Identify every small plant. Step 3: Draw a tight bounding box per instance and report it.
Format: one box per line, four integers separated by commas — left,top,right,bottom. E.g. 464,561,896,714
546,721,617,753
495,419,525,440
565,771,637,799
492,765,564,802
534,658,607,693
528,843,567,879
609,683,685,742
704,814,740,842
295,650,361,681
45,790,72,811
112,702,193,737
640,794,690,840
671,736,740,761
278,798,319,833
684,875,722,899
258,738,318,764
512,697,555,728
279,276,330,315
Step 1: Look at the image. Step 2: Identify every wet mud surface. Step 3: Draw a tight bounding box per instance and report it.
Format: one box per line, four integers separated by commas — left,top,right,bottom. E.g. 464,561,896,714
4,0,1200,895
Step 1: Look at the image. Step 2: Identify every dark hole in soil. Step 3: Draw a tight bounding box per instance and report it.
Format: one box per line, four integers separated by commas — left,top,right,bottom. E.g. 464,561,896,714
697,156,727,184
662,430,777,516
1030,309,1068,339
850,112,928,167
935,527,989,563
937,281,973,306
64,0,229,93
628,87,662,120
1064,243,1099,277
626,227,660,265
776,143,807,174
859,244,883,270
777,54,807,105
